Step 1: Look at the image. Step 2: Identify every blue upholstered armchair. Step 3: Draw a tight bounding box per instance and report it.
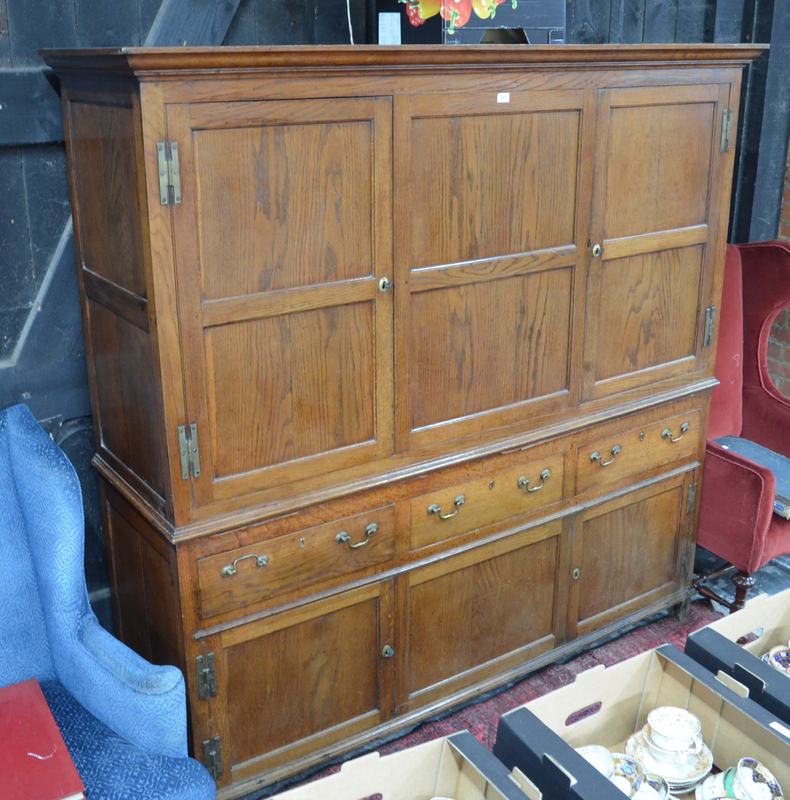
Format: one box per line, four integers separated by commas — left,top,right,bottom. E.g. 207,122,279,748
0,403,215,800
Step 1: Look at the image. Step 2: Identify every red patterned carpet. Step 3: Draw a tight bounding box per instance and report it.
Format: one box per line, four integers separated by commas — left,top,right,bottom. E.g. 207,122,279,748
257,599,722,797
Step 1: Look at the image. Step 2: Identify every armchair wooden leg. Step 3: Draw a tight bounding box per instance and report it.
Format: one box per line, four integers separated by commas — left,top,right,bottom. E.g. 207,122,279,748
692,563,755,614
731,570,756,613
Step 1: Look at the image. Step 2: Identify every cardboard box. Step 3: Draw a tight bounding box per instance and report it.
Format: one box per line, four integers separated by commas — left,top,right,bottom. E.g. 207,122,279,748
493,645,790,799
268,731,529,800
685,588,790,723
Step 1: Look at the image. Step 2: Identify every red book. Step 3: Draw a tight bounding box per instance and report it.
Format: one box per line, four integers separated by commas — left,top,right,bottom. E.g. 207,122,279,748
0,679,85,800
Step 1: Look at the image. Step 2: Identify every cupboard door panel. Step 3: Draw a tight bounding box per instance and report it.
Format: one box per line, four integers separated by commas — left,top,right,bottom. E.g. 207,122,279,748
409,268,573,431
192,109,373,298
407,523,561,701
396,88,591,449
216,583,393,775
593,245,704,383
166,98,393,508
573,474,695,637
205,302,376,477
603,93,715,239
584,83,730,400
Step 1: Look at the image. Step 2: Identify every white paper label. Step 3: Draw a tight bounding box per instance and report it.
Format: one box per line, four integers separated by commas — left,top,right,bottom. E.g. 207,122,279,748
378,13,401,45
770,720,790,738
497,92,511,103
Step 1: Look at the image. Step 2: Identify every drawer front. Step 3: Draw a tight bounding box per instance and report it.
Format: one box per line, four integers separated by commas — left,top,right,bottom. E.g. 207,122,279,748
197,505,395,618
576,409,701,496
410,452,564,550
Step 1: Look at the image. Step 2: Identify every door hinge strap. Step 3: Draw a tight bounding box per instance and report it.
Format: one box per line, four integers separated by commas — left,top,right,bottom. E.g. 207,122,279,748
703,306,716,348
157,141,182,205
178,423,201,480
196,652,217,700
202,736,224,780
720,108,734,153
687,483,698,516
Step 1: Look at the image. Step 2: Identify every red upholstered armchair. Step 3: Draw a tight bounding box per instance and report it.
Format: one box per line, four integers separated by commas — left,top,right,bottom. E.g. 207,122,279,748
695,240,790,612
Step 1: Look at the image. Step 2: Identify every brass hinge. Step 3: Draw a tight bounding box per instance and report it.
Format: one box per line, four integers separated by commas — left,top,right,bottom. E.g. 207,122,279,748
202,736,224,780
157,141,182,205
720,108,734,153
178,423,201,480
196,653,217,700
703,306,716,348
687,483,698,515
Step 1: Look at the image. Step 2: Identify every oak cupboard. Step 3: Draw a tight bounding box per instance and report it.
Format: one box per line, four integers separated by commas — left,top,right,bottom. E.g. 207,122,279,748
41,44,764,799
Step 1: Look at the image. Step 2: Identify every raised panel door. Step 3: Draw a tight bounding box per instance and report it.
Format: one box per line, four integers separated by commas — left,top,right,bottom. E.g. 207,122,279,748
204,581,395,785
394,88,594,450
404,521,566,711
570,472,697,639
166,97,393,508
583,82,733,400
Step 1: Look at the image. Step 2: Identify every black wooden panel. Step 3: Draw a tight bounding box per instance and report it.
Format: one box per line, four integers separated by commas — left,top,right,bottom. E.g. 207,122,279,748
610,0,646,42
315,0,366,44
568,0,613,43
644,0,678,41
0,147,36,362
675,0,707,42
0,0,10,65
709,0,747,42
7,0,76,66
145,0,243,45
75,0,144,47
729,1,770,242
21,145,71,295
139,0,162,41
0,69,63,146
747,1,790,241
223,0,257,45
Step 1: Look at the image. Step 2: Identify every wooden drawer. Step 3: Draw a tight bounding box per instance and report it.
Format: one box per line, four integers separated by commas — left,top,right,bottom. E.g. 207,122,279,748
576,409,701,496
197,505,395,618
410,452,564,550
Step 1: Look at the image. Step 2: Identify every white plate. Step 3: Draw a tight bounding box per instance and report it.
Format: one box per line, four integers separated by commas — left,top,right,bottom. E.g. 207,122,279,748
625,728,712,789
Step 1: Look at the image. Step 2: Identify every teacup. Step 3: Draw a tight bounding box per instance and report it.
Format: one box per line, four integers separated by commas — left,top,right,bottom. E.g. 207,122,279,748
609,754,643,797
764,645,790,674
575,745,615,778
646,706,702,753
731,757,783,800
633,773,670,799
696,768,737,800
642,724,703,766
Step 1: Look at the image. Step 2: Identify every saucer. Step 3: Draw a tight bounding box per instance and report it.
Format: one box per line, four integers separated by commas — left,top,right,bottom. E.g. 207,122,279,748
625,727,712,789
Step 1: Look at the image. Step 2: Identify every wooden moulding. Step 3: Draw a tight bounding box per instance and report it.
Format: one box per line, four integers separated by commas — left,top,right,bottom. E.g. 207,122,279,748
40,43,768,78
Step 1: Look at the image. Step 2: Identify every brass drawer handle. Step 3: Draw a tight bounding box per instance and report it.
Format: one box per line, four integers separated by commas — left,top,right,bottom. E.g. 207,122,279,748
662,422,690,443
336,523,378,549
221,553,269,577
518,468,551,493
427,495,466,520
590,445,621,467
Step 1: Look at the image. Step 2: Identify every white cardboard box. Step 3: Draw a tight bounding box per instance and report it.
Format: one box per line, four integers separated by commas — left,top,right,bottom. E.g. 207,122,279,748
494,645,790,798
268,731,529,800
685,587,790,723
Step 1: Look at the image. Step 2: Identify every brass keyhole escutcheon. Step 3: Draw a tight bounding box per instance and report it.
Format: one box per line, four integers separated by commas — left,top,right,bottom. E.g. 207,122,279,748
378,277,393,292
381,645,395,658
572,568,580,581
591,243,603,258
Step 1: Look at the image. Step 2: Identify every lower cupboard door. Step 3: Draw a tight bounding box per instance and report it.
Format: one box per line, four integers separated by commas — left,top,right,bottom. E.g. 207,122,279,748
208,581,395,785
572,472,696,638
405,520,564,711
